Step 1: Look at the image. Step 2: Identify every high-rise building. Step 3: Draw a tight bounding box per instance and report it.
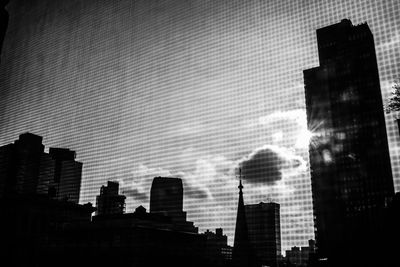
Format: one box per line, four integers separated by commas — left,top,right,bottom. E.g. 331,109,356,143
0,133,83,203
95,181,126,215
0,133,44,196
150,177,185,220
304,19,395,266
149,176,198,233
37,147,82,203
245,202,281,267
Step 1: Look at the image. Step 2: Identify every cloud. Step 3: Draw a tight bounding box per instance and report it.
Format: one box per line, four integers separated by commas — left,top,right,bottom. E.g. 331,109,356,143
378,32,400,50
182,154,237,200
256,109,312,149
114,163,173,206
184,186,210,199
258,109,306,126
238,145,305,185
109,150,237,210
100,145,310,247
121,188,148,201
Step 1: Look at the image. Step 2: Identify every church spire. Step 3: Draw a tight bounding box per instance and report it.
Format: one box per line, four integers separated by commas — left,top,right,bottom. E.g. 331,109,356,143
233,169,254,267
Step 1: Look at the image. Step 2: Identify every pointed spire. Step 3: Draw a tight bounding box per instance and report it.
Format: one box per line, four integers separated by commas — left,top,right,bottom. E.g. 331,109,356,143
238,168,243,191
233,169,254,267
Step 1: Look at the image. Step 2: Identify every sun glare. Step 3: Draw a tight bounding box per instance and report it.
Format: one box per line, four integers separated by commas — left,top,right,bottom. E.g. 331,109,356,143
295,129,314,149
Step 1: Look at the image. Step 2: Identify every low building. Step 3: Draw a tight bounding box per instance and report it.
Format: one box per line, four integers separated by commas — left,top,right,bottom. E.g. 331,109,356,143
95,181,126,215
48,205,208,267
285,240,315,267
202,228,233,266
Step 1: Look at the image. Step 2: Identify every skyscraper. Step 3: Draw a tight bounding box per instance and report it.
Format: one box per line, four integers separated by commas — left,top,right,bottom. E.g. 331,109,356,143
37,147,82,203
150,177,185,219
149,176,198,233
304,19,395,266
0,133,44,196
95,181,126,215
245,202,281,267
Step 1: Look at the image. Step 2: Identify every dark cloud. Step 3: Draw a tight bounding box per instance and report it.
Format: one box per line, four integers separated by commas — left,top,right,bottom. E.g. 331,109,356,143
238,145,303,185
121,188,149,201
182,179,211,200
184,187,210,199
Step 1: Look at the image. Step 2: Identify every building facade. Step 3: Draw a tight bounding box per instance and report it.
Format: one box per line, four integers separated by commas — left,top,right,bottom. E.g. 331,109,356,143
303,19,395,266
245,202,281,267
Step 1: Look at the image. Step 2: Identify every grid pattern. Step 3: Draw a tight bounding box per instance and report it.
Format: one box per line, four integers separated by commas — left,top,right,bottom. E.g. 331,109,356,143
0,0,399,253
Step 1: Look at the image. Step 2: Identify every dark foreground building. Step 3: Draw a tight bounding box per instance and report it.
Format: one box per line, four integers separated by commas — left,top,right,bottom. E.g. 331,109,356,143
0,192,95,267
203,228,233,266
304,19,395,266
285,240,316,267
1,147,231,267
49,205,208,267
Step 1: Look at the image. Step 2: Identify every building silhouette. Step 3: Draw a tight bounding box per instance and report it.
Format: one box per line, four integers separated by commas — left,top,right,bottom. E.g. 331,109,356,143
1,134,239,267
233,179,255,267
285,240,316,267
96,181,126,215
49,180,206,267
0,135,93,267
0,133,83,202
0,132,44,196
0,194,95,267
37,147,82,203
0,133,82,203
150,176,198,233
245,202,281,267
303,19,395,266
0,0,9,60
150,176,183,216
202,228,233,266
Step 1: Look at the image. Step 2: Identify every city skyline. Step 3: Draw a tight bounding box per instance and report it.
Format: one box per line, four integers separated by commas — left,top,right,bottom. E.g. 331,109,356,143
1,0,400,252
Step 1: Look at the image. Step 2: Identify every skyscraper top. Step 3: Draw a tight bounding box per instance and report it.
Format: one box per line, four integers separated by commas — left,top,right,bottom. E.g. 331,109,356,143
316,19,372,65
150,177,183,214
17,132,43,145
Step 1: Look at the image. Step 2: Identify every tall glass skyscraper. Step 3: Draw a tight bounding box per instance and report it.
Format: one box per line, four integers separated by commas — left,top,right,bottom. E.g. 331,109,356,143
304,19,395,266
0,0,399,253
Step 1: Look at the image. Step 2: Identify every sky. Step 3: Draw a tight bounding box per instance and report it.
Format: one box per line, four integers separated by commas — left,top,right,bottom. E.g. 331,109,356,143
0,0,400,252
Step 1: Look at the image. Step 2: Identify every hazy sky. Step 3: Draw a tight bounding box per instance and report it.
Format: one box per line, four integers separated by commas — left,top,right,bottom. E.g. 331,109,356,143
1,0,399,252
